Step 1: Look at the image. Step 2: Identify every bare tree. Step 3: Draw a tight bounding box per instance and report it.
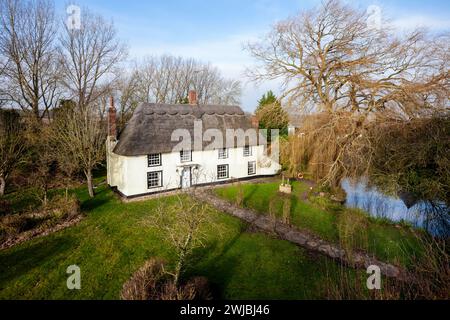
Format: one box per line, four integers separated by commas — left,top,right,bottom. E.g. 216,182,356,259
250,0,449,188
135,55,241,106
115,68,141,130
57,7,125,197
246,0,448,118
145,196,216,286
52,104,106,198
59,7,127,112
0,109,26,196
0,54,8,107
0,0,60,120
25,120,56,205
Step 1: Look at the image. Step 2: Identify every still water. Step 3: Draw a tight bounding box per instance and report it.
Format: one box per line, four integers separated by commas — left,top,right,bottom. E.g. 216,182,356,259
341,178,449,237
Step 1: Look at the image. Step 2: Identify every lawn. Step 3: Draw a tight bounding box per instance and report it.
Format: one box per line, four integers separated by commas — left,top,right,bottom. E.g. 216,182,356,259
0,179,364,300
214,180,424,267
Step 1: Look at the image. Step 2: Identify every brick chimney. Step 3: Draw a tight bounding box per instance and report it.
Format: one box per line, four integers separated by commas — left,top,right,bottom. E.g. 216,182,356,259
251,115,259,128
108,96,117,139
188,90,198,105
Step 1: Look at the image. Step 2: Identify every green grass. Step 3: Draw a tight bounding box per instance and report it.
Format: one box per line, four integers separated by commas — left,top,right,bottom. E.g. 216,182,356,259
0,179,363,300
214,180,424,267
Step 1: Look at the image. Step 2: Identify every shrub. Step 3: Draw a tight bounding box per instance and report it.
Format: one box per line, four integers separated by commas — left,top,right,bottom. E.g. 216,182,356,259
337,209,369,257
157,281,196,300
268,196,277,231
407,237,450,299
235,182,244,207
46,195,80,222
0,200,10,216
324,236,449,300
0,194,81,245
121,258,167,300
121,258,212,300
282,196,291,225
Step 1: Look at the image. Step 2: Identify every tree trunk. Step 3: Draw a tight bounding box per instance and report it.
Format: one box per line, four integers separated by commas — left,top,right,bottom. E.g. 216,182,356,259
0,176,5,197
174,234,192,287
173,256,184,288
86,169,95,198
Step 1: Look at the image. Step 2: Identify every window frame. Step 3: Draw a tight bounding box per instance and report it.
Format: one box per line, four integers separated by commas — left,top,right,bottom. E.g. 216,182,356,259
248,161,256,176
217,164,229,180
218,148,228,159
147,171,163,189
147,153,162,167
180,150,192,163
243,145,252,157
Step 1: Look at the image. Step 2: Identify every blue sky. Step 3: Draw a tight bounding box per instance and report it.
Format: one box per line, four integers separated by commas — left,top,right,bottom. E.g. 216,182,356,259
55,0,450,112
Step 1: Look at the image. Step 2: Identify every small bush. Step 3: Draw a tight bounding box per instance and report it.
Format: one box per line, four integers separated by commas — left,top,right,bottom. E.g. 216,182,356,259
407,237,450,299
46,195,80,222
157,281,196,300
0,194,81,245
268,196,277,231
324,237,450,300
0,200,11,216
235,182,244,207
187,276,213,300
121,259,212,300
309,195,334,210
337,209,369,256
282,196,291,225
121,258,167,300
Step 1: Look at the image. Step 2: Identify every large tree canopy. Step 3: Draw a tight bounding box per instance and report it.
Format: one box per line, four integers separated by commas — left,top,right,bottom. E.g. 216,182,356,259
260,0,449,202
247,0,449,118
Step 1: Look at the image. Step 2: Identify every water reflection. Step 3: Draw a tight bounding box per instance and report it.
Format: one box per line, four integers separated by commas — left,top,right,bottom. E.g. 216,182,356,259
341,178,449,237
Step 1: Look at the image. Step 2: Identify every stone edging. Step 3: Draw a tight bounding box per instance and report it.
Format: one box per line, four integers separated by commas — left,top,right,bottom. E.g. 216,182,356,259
193,189,413,282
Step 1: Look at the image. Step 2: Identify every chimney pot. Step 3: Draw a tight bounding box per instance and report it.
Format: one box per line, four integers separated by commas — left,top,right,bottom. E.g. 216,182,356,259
251,115,259,129
188,90,198,105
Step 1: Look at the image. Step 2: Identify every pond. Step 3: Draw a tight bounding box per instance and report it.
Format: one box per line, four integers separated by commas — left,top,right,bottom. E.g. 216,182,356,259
341,178,449,237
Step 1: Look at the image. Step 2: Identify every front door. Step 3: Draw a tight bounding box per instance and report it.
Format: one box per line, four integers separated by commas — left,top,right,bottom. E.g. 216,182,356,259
181,167,191,189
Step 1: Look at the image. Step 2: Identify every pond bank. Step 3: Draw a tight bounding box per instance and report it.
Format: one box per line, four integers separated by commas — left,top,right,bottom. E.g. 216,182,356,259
193,188,412,281
341,178,449,237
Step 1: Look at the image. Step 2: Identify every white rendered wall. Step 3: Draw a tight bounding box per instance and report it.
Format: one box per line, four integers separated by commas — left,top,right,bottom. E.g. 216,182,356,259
107,145,280,197
106,138,126,192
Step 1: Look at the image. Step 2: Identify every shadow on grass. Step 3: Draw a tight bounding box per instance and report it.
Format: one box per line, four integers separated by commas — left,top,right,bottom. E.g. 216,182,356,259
79,188,112,212
243,185,260,209
290,195,299,218
186,225,247,298
0,234,77,285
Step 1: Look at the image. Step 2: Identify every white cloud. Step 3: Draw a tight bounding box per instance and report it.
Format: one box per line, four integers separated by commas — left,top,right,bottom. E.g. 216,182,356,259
392,15,450,31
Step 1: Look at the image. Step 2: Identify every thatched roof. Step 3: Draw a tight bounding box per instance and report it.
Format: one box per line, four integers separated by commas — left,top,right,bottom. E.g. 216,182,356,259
113,103,258,156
